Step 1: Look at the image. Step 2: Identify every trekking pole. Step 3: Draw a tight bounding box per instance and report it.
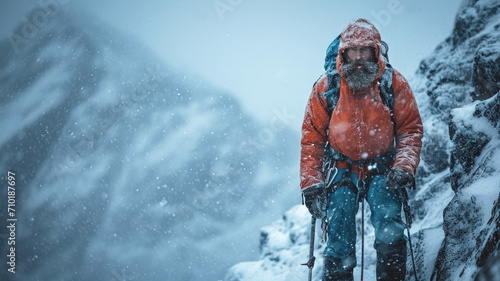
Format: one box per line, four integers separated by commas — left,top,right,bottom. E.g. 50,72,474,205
356,179,366,281
361,197,365,281
355,170,368,281
355,176,366,281
302,216,316,281
396,186,419,281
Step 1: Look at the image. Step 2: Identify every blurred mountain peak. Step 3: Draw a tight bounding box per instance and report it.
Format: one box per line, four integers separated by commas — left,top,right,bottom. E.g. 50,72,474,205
0,6,298,281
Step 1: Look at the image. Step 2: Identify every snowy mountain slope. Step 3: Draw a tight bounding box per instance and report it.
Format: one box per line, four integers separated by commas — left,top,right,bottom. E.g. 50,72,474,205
0,9,298,281
225,0,500,280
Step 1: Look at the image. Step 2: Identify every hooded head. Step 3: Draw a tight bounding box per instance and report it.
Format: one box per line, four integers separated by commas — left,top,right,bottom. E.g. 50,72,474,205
336,18,386,88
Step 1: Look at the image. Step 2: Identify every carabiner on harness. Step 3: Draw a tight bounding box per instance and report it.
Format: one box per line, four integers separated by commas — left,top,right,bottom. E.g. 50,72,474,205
321,217,328,244
356,176,367,203
325,166,338,188
356,178,365,189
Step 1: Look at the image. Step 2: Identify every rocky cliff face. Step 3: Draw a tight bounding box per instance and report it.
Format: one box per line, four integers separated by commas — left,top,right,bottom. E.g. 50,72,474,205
413,0,500,279
225,0,500,280
432,93,500,280
413,0,500,177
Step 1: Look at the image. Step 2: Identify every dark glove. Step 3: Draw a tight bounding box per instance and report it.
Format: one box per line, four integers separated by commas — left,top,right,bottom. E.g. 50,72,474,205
386,167,415,190
302,183,327,219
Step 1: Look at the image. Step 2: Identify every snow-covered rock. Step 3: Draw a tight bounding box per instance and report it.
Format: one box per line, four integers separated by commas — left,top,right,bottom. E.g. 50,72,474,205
432,93,500,280
225,206,324,281
225,202,381,280
473,36,500,101
413,0,500,177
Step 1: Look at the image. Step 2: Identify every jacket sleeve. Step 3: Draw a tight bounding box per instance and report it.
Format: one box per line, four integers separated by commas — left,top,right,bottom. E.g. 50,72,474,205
391,70,424,176
300,76,330,190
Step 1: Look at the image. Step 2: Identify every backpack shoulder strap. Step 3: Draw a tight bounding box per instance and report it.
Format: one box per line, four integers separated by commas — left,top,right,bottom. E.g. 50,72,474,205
379,63,395,120
322,69,341,117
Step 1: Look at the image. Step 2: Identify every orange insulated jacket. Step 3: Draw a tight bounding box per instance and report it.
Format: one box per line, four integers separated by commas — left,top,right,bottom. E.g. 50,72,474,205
300,19,423,190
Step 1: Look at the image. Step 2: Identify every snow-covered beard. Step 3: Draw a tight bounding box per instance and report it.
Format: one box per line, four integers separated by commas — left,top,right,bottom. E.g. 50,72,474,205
340,59,380,90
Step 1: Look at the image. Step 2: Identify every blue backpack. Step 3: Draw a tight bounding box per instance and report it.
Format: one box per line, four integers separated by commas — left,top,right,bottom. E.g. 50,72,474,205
320,34,395,117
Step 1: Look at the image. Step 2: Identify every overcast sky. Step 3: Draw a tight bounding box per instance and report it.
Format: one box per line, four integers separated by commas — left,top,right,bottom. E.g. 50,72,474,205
1,0,463,126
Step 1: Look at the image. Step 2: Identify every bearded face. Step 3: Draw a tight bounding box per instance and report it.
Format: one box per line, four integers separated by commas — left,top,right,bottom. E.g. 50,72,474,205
340,47,380,90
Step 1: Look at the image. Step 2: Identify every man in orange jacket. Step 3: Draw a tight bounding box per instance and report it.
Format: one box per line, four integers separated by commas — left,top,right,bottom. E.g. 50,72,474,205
300,18,423,280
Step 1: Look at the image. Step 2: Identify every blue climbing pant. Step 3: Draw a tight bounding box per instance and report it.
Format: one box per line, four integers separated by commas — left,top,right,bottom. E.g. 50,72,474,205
323,167,406,269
